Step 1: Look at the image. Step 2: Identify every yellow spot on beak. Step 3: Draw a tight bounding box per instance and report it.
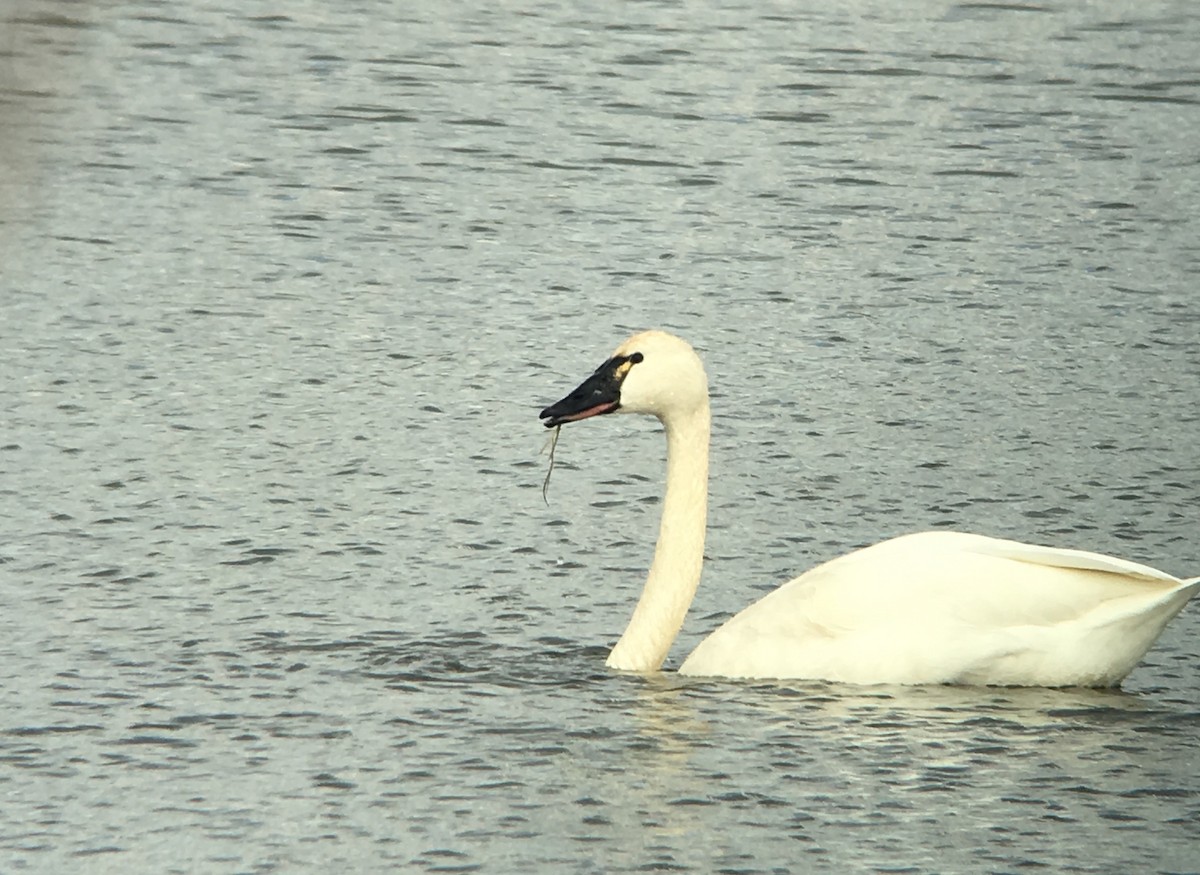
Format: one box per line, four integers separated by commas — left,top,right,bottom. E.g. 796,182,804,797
614,360,634,380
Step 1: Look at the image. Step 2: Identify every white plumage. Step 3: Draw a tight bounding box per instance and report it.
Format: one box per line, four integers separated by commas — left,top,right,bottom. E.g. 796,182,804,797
540,330,1198,686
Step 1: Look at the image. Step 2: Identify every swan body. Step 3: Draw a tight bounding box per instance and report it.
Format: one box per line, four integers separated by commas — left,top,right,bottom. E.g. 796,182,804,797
540,331,1199,687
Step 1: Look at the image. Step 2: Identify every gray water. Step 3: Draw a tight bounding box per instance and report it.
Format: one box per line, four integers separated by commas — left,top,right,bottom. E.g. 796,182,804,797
2,0,1199,872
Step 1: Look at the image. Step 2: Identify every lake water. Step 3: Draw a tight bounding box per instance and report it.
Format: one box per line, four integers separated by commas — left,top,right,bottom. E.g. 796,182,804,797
2,0,1198,871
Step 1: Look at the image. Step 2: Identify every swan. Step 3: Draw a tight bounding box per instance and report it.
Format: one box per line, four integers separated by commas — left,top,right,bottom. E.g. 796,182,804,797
539,330,1200,686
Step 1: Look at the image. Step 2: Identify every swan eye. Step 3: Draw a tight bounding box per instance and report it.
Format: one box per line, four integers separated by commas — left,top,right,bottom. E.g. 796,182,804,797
604,350,643,381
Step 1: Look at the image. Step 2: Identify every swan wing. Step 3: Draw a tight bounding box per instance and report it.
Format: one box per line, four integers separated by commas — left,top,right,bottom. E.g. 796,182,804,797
952,531,1182,583
680,531,1197,686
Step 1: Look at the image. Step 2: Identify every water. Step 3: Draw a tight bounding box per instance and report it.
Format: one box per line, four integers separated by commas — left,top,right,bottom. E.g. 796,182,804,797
2,0,1199,871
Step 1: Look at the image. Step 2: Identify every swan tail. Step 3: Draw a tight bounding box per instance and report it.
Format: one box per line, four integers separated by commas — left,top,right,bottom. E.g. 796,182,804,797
1047,575,1200,687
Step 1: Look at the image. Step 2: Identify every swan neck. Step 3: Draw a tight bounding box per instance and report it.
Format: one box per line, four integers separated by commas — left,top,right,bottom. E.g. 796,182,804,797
607,401,710,672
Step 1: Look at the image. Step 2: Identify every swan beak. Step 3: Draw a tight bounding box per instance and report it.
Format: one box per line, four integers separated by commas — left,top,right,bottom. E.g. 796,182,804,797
540,358,626,427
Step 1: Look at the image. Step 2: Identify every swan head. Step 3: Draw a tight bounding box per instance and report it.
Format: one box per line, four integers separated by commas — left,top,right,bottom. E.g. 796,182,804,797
540,330,709,427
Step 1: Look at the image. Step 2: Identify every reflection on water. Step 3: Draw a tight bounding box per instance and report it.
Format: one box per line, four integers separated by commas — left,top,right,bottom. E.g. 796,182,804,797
596,678,1199,872
1,0,1198,871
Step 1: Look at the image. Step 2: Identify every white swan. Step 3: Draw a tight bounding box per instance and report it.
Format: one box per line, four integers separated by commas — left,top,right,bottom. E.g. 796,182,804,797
539,330,1200,686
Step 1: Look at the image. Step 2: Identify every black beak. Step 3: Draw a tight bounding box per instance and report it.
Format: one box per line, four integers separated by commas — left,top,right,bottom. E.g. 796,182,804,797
539,357,625,428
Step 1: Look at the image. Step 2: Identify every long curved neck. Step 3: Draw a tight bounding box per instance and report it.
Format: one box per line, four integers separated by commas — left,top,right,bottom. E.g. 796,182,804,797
606,400,710,672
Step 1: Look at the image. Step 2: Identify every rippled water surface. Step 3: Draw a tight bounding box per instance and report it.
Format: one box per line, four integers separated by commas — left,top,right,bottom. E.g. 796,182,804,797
2,0,1199,872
